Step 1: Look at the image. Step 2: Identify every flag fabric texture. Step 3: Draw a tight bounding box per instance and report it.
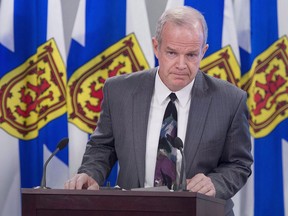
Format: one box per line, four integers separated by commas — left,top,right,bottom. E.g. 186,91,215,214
0,0,68,215
237,0,288,215
66,0,154,186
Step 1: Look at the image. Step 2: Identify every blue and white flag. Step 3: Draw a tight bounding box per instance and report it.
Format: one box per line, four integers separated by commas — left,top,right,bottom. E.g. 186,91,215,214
236,0,288,215
0,0,68,215
66,0,154,185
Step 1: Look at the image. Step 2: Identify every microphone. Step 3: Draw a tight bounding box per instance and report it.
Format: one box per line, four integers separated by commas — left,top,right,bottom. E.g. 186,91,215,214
172,137,187,191
34,137,69,189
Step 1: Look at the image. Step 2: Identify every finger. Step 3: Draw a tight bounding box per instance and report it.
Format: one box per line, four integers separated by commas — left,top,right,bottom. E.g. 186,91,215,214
73,174,88,190
64,176,76,189
64,179,76,189
188,181,203,192
199,180,216,197
204,188,216,197
64,174,84,189
64,180,70,189
197,183,215,196
186,173,205,191
87,176,99,190
87,182,99,190
186,174,216,197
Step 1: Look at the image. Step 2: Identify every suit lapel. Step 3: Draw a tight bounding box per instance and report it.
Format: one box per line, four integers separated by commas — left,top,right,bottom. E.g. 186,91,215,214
132,69,156,187
184,71,212,173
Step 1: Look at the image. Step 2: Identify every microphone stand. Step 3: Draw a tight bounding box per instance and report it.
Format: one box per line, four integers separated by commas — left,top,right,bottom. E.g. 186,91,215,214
168,135,187,191
35,148,60,189
178,146,187,191
34,138,69,189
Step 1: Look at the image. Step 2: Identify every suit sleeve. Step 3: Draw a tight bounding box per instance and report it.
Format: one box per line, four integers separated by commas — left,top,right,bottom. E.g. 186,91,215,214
78,79,117,186
207,92,253,200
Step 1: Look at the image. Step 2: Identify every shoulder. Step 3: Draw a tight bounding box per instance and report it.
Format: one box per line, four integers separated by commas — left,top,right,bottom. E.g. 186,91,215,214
199,71,246,99
195,71,247,113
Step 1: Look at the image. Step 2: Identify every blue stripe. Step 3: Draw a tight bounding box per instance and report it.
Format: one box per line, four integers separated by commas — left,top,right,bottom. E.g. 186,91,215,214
250,0,278,60
240,0,279,74
239,47,251,75
0,0,38,75
19,114,69,188
254,120,287,216
67,0,126,78
0,0,48,73
37,0,48,44
19,140,43,187
184,0,224,56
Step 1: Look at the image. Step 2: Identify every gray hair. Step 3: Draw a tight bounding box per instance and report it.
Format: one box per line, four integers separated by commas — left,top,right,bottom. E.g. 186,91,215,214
155,6,208,47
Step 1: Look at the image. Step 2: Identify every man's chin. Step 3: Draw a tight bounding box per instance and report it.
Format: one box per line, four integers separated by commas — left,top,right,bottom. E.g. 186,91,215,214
170,81,189,91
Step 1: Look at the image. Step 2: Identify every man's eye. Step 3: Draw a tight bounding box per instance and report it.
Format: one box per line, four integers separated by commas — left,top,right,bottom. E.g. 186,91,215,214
187,53,198,60
187,53,195,57
167,51,176,56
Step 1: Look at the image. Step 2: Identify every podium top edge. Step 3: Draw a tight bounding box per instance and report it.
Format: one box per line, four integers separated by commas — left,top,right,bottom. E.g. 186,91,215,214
21,188,226,204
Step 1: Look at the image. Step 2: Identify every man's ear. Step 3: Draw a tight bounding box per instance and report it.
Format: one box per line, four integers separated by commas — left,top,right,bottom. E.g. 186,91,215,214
152,37,159,58
201,44,209,58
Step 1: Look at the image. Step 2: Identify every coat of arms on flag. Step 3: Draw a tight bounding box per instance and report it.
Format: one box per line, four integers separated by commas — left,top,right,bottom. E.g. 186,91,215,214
200,45,241,86
67,33,149,133
0,38,66,140
240,36,288,138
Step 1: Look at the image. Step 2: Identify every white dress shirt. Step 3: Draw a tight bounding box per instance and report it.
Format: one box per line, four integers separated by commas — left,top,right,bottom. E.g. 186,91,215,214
144,69,194,188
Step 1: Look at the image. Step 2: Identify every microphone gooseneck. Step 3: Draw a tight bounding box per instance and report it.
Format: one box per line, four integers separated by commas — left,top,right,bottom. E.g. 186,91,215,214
173,137,187,191
35,137,69,189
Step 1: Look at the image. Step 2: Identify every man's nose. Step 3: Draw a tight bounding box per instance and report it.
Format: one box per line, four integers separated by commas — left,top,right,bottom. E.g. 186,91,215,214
176,55,187,69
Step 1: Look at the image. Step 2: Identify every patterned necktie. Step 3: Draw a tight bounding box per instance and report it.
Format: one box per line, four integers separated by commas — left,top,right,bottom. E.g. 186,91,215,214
154,93,177,190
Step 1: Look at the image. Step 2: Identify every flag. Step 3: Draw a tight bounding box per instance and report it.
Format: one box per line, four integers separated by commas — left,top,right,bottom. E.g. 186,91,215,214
66,0,154,185
237,0,288,215
0,0,68,215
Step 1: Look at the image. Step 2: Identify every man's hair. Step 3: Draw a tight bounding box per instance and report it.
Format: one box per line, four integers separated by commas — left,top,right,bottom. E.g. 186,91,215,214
155,6,208,47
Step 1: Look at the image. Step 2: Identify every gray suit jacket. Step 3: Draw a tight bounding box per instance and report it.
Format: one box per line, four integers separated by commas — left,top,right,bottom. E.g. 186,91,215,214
79,68,253,214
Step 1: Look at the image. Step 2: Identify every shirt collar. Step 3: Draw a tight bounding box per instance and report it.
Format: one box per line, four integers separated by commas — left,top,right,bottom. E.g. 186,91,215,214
155,68,194,107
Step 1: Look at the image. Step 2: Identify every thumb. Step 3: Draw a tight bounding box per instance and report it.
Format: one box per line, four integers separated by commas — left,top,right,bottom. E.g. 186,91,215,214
87,184,99,190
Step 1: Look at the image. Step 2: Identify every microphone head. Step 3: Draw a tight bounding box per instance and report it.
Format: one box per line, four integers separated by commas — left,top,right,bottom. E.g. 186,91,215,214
57,137,69,150
174,137,184,150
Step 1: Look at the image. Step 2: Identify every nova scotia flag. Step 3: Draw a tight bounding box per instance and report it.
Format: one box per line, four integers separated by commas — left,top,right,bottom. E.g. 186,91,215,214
0,0,68,215
236,0,288,215
67,0,154,185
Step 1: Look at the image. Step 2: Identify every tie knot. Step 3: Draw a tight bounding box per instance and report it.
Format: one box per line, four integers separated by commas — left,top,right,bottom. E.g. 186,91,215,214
169,93,177,102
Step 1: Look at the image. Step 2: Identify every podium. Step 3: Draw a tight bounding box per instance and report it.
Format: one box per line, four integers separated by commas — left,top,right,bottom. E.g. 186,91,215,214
22,188,225,216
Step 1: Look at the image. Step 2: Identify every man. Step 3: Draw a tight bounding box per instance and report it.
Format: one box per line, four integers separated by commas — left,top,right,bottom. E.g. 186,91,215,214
65,6,253,215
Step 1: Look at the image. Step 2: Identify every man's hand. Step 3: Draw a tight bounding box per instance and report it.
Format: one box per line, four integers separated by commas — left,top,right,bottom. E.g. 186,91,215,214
186,173,216,197
64,173,99,190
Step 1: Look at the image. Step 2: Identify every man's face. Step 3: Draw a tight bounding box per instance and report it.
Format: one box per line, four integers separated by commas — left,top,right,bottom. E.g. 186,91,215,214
153,21,208,92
